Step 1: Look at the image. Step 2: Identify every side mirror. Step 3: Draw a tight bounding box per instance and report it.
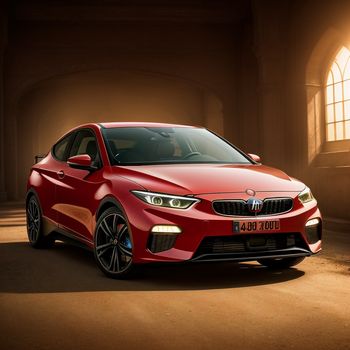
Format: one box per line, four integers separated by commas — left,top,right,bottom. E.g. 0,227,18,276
67,154,97,171
247,153,261,163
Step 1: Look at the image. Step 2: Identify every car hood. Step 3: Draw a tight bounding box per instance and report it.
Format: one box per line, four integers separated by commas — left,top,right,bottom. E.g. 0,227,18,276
113,164,305,195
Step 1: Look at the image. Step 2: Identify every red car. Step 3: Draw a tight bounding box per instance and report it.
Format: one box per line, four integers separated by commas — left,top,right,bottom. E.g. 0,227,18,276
26,122,322,278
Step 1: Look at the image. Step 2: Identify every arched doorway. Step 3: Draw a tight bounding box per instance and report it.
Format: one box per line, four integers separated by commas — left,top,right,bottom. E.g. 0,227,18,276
305,27,350,219
305,27,342,164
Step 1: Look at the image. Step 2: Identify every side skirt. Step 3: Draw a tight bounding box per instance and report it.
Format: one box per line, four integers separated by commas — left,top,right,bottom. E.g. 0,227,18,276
42,216,93,251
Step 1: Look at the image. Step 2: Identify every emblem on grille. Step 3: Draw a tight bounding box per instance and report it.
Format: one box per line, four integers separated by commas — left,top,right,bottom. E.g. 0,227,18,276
247,198,263,213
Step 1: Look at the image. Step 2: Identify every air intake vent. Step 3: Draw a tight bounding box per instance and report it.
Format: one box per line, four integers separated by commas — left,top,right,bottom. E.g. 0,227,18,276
148,234,178,253
194,233,305,257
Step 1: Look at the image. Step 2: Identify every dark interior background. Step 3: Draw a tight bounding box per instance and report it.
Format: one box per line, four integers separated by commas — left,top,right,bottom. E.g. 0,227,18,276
0,0,349,221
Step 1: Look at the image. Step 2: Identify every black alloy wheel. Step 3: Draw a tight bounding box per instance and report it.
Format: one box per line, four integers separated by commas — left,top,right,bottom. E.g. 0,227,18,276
26,195,54,248
94,207,134,278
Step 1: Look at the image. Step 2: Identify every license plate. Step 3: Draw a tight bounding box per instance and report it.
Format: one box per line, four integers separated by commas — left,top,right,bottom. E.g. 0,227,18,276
233,220,280,233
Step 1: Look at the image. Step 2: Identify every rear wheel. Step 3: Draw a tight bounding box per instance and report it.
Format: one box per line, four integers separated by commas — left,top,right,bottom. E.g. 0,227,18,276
26,195,54,248
94,207,134,278
257,257,305,269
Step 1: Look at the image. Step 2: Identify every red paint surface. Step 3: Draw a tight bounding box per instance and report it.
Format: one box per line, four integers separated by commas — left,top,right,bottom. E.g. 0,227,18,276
27,122,322,263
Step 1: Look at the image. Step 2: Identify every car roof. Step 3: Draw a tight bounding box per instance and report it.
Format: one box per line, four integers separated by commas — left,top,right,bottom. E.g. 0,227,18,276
98,122,200,129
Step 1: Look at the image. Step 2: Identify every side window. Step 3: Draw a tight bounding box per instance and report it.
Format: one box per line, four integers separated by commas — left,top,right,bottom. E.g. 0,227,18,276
69,129,101,167
52,133,74,161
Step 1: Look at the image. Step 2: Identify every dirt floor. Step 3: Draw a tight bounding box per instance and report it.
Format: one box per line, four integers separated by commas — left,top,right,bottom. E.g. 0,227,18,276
0,203,349,350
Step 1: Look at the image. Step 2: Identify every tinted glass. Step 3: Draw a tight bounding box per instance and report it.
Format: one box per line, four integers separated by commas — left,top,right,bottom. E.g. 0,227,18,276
70,129,101,166
52,133,74,161
102,127,252,165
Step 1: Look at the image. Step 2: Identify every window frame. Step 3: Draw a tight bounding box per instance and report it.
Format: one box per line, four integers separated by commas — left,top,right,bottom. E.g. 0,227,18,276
323,46,350,148
52,128,104,168
51,132,76,163
69,128,103,168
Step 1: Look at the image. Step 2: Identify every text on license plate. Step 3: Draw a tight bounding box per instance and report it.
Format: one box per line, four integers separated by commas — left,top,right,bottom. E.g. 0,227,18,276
233,220,280,233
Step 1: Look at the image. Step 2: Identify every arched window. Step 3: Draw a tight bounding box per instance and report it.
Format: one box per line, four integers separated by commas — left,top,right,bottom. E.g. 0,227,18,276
325,46,350,141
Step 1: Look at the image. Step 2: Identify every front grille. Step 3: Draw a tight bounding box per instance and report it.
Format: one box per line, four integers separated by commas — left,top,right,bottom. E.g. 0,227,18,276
194,233,307,258
213,198,293,216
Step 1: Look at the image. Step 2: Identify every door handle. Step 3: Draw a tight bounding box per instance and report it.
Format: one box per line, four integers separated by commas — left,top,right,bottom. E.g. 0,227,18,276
57,170,65,179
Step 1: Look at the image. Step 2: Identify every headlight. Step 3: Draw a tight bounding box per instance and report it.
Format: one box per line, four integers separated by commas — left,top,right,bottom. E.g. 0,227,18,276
298,187,314,204
132,190,200,209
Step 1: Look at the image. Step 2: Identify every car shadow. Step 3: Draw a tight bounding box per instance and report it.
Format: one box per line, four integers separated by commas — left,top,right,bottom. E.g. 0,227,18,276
0,241,305,293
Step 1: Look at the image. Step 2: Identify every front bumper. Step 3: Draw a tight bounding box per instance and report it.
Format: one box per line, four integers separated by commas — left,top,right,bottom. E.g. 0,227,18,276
191,233,312,262
124,191,322,264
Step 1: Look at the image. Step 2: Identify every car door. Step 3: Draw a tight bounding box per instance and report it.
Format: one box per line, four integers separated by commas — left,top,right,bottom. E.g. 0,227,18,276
55,128,105,243
35,132,75,225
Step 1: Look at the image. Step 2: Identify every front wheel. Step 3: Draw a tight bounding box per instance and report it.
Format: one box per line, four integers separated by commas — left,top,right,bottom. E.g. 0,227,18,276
257,256,305,269
94,207,134,278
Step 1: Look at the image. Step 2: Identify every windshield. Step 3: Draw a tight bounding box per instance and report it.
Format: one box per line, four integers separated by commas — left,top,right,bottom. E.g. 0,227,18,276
102,127,252,166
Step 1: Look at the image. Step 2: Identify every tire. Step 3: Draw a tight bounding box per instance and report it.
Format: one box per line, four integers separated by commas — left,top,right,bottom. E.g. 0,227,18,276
257,256,305,269
94,206,134,278
26,195,55,248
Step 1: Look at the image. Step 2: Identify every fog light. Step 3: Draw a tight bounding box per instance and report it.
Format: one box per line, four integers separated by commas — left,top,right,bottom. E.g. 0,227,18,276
148,225,181,253
151,225,182,233
305,218,320,227
305,218,322,244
